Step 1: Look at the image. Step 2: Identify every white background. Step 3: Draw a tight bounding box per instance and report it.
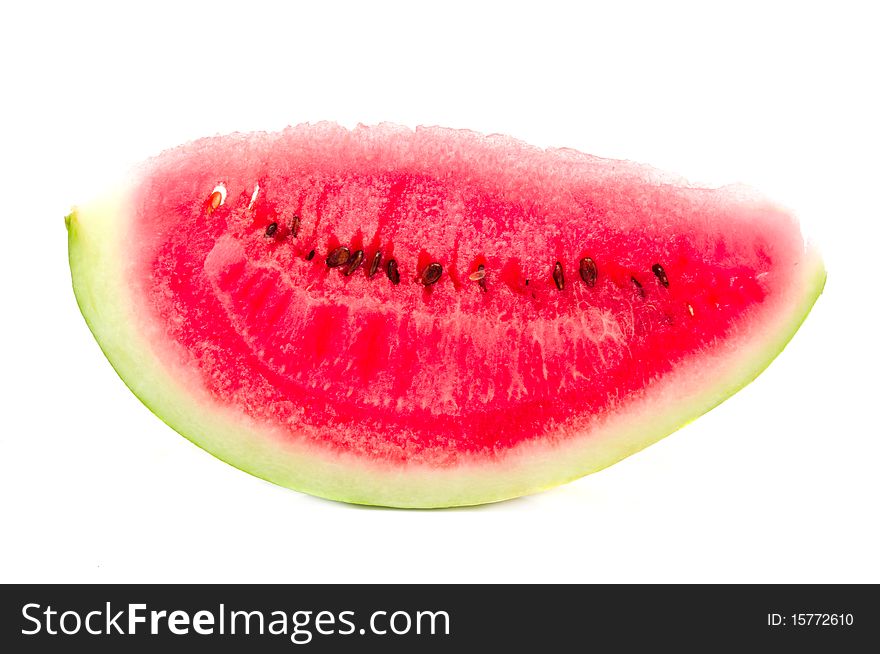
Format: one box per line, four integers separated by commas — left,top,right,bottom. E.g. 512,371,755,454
1,1,877,583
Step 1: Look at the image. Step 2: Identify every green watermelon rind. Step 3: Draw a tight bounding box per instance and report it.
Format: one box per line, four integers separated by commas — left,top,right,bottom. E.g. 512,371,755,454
67,185,825,508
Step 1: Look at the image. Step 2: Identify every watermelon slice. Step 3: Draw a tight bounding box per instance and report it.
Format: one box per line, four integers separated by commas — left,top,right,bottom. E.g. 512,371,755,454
67,123,824,508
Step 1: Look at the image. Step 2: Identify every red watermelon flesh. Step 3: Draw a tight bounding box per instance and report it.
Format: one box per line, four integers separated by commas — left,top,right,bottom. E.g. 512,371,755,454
67,123,824,507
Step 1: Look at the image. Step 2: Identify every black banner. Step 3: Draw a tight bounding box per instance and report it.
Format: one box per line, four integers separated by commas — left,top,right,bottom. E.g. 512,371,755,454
1,584,876,651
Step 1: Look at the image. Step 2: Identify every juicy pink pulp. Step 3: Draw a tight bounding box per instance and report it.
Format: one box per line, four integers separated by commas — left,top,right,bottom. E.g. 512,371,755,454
130,124,800,466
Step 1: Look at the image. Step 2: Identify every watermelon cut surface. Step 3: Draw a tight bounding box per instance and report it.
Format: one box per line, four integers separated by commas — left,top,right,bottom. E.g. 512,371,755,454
67,123,824,507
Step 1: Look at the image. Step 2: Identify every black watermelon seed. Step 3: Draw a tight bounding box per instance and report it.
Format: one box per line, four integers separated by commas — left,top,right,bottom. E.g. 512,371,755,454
345,249,365,276
631,276,645,297
651,263,669,287
290,215,301,238
421,262,443,286
326,246,350,268
306,249,315,261
579,257,598,287
386,258,400,285
553,261,565,290
368,250,382,278
265,222,278,237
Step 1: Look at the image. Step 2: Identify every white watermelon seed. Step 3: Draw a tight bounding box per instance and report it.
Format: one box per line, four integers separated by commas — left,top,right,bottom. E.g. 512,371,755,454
247,183,260,210
208,183,227,211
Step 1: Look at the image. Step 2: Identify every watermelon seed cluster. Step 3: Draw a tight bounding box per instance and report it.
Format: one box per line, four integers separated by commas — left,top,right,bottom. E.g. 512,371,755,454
234,192,677,301
305,235,673,298
311,234,671,301
324,242,443,288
